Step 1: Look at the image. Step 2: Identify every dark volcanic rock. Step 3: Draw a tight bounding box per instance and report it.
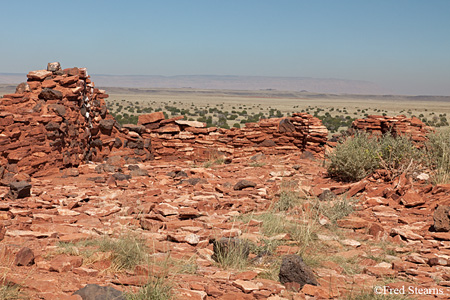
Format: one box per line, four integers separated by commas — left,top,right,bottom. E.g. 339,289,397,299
8,181,31,199
434,205,450,232
38,88,63,100
128,165,149,177
73,284,125,300
279,254,318,288
233,179,256,190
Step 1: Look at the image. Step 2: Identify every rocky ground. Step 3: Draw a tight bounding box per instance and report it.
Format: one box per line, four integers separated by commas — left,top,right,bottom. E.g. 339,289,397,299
2,150,450,299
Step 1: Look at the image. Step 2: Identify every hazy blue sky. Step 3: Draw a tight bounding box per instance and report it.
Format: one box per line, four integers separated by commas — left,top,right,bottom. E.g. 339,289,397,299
1,0,449,95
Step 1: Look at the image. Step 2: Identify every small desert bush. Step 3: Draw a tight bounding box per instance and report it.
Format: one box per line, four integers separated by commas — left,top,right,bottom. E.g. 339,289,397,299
377,133,423,177
327,132,423,182
425,128,450,184
327,132,380,182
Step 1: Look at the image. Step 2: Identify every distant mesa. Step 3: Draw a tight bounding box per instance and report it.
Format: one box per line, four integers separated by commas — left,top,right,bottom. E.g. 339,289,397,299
1,72,389,94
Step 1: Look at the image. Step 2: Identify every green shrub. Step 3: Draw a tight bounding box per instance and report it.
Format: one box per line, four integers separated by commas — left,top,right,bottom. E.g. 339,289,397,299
378,133,423,177
328,132,424,182
426,128,450,183
327,132,380,182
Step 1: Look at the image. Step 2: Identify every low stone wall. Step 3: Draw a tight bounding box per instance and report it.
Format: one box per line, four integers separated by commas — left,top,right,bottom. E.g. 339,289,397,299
351,115,433,142
138,112,328,160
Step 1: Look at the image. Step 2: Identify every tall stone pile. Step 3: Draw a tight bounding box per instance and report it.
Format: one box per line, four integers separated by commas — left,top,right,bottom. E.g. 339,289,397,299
0,63,152,183
138,111,328,159
351,115,433,142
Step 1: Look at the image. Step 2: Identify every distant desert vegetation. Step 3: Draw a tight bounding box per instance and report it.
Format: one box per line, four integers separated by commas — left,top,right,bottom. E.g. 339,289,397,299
103,87,450,134
2,84,450,134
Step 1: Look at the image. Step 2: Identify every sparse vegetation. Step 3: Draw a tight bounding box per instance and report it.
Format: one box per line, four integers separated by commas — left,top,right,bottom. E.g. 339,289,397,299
327,132,423,182
212,238,252,270
0,247,28,300
203,150,225,168
327,132,380,181
425,128,450,184
126,278,173,300
313,196,354,225
273,180,302,211
57,234,147,271
0,285,27,300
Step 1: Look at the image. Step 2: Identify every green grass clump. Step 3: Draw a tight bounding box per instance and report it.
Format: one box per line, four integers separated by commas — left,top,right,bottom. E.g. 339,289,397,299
57,235,147,271
212,238,251,270
377,133,423,177
126,278,173,300
97,235,147,270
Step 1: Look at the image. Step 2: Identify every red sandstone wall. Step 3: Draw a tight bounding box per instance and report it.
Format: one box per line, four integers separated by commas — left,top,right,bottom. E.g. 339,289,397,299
0,63,151,183
351,115,433,142
138,112,328,160
0,63,329,184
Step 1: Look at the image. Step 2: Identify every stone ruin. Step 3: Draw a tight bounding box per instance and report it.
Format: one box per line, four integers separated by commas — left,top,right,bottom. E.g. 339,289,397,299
0,63,437,186
351,115,433,142
139,112,328,160
0,63,152,184
0,63,332,186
